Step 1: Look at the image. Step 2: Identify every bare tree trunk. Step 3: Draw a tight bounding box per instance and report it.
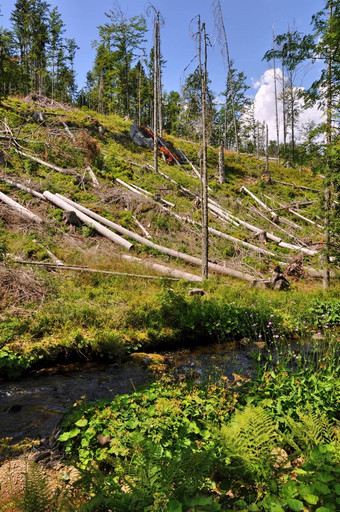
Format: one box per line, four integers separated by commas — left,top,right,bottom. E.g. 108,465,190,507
156,12,163,137
98,69,104,114
200,20,209,280
282,60,287,157
153,16,159,173
213,0,239,152
323,0,333,289
272,26,280,164
218,145,225,184
265,124,269,177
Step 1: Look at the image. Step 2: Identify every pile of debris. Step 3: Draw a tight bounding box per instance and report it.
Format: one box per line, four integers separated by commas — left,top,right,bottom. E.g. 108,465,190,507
23,94,73,112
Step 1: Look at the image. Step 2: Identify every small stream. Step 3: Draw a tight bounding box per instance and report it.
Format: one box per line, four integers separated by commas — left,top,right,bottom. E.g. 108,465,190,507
0,342,255,445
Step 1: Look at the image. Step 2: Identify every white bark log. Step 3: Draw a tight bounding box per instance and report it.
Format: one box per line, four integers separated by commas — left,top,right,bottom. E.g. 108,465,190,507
61,121,75,141
133,216,152,239
0,191,43,223
0,176,45,199
179,150,201,179
122,254,202,281
55,194,257,282
15,149,79,176
43,191,133,251
14,260,180,280
45,249,64,265
86,166,99,187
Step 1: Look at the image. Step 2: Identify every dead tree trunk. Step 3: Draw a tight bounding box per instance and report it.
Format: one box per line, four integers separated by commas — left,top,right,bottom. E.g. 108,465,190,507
272,26,280,164
218,145,225,184
199,18,209,280
0,191,43,223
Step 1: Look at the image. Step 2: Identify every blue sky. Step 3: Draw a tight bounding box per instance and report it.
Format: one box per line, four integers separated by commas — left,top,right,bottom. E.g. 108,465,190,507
1,0,324,98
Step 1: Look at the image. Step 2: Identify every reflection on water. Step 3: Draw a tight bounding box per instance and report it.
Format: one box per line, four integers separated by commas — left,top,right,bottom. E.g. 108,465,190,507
0,342,258,445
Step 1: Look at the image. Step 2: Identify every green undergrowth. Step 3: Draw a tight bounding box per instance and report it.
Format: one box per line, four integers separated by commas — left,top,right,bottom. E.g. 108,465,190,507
53,338,339,511
0,267,339,377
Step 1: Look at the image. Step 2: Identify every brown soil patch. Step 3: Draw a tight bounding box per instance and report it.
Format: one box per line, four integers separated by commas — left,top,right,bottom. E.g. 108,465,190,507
0,453,80,511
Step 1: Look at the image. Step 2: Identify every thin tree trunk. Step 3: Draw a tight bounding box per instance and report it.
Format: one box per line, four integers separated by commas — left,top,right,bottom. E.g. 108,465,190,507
153,16,159,173
199,19,209,280
213,0,239,152
282,60,287,157
272,26,280,163
323,0,333,289
218,145,225,183
156,12,163,137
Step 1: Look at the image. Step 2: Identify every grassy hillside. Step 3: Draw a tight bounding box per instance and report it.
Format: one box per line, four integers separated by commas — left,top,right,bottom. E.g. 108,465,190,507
0,96,338,377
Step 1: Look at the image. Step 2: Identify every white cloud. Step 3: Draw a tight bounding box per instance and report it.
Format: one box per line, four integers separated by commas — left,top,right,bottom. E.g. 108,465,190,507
253,68,323,141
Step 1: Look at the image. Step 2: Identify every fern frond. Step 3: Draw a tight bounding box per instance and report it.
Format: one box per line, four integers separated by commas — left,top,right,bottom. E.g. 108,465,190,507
284,407,338,455
219,405,279,471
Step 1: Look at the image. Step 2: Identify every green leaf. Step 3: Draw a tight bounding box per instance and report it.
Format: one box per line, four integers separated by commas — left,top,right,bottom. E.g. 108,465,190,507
75,418,88,427
318,472,334,483
302,494,319,505
315,507,335,512
334,483,340,495
166,500,182,512
287,498,303,511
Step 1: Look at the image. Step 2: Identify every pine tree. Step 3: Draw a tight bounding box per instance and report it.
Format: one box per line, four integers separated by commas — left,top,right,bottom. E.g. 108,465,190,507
48,6,65,99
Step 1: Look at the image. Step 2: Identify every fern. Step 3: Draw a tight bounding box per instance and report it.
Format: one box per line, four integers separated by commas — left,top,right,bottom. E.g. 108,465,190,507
219,405,280,476
284,407,339,455
19,462,51,512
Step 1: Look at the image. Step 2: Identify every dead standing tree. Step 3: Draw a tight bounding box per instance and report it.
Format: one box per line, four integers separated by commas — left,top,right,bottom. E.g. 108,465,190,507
147,6,164,172
191,16,209,280
212,0,239,153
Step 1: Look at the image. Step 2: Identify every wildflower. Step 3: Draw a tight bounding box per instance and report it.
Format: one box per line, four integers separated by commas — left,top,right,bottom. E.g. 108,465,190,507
275,335,279,338
258,334,262,338
295,328,299,331
268,322,272,326
270,314,274,318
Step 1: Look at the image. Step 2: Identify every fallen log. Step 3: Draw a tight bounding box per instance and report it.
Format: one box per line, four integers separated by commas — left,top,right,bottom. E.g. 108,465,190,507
55,194,258,282
133,216,152,239
0,191,43,223
115,177,175,207
45,249,64,265
13,260,181,281
86,166,99,187
121,254,202,282
61,121,75,141
43,191,133,251
15,149,79,176
0,176,45,199
271,179,321,193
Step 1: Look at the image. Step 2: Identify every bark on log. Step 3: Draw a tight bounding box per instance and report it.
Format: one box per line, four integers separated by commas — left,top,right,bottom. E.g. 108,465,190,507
14,260,181,281
45,249,64,265
15,149,79,176
43,191,133,251
55,194,257,282
121,254,202,282
271,179,321,193
133,216,151,239
179,150,201,179
0,191,43,223
61,121,75,141
86,166,99,187
0,176,45,199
